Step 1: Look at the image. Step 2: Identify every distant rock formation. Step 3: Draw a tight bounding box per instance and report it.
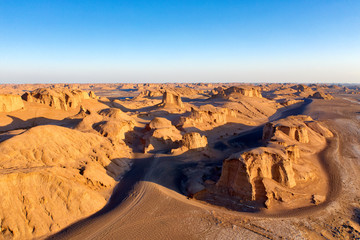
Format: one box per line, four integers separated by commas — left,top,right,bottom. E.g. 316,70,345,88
212,86,262,99
89,90,98,99
309,91,334,100
182,132,208,150
159,91,184,108
143,117,182,153
176,106,237,131
0,94,24,112
21,88,90,111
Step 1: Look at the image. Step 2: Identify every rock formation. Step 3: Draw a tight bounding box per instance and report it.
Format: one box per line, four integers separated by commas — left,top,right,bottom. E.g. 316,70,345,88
0,125,131,239
143,117,182,153
89,90,98,99
217,146,297,203
263,115,313,143
182,132,208,150
176,107,233,130
212,86,262,99
159,91,184,108
0,94,24,112
309,91,334,100
94,120,135,141
213,115,333,208
21,88,90,111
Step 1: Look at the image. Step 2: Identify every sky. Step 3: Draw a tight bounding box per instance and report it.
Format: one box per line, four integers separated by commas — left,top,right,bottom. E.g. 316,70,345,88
0,0,359,84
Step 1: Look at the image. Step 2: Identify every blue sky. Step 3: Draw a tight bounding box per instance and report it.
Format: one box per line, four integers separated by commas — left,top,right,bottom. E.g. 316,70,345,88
0,0,359,83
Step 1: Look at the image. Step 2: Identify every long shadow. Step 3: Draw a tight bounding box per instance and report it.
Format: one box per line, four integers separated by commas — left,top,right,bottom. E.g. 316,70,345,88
0,116,82,134
227,98,312,150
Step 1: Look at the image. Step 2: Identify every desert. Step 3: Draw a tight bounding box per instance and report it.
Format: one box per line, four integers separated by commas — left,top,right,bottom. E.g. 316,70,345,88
1,1,360,239
0,83,359,239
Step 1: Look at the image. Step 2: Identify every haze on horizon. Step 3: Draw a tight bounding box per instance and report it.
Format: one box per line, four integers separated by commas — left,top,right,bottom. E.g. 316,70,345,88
0,0,359,84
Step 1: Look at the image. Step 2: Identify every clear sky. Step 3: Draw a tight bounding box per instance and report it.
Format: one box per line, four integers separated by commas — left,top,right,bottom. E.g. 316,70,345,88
0,0,359,84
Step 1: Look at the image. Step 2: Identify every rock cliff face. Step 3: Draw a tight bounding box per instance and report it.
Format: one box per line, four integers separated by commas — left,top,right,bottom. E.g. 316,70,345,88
143,117,182,153
263,115,313,143
21,88,90,111
309,91,334,100
182,132,208,150
213,115,333,208
213,86,262,99
0,94,24,112
177,107,237,130
159,91,184,108
217,146,297,203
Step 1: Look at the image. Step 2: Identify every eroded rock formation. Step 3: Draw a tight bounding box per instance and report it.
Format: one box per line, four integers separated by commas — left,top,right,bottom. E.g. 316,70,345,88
309,91,334,100
0,94,24,112
213,86,262,99
159,91,184,108
0,125,131,239
213,115,333,208
182,132,208,150
21,88,90,111
143,117,182,153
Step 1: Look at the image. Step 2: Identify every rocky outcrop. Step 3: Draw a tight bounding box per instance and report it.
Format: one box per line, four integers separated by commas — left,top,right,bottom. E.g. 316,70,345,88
21,88,90,111
213,86,262,99
176,107,237,130
213,115,333,208
0,125,132,239
0,94,24,112
159,91,184,108
263,115,313,143
89,91,98,99
217,147,297,203
94,120,135,141
143,117,182,153
309,91,334,100
182,132,208,150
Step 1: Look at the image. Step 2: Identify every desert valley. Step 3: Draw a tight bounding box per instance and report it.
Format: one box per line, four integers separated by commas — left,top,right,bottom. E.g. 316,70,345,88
0,83,359,239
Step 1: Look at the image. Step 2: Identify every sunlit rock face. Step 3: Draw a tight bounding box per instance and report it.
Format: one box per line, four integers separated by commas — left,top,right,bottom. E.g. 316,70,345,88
214,115,333,208
309,91,334,100
182,132,208,150
21,88,90,111
160,91,184,108
0,94,24,112
263,115,313,143
142,117,182,153
212,86,263,99
217,146,297,202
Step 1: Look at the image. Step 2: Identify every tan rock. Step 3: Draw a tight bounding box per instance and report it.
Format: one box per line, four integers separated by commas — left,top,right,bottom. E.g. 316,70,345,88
0,94,24,112
182,132,208,150
309,91,334,100
143,117,182,153
263,116,313,143
21,88,90,111
217,147,297,203
159,91,184,108
213,86,262,99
